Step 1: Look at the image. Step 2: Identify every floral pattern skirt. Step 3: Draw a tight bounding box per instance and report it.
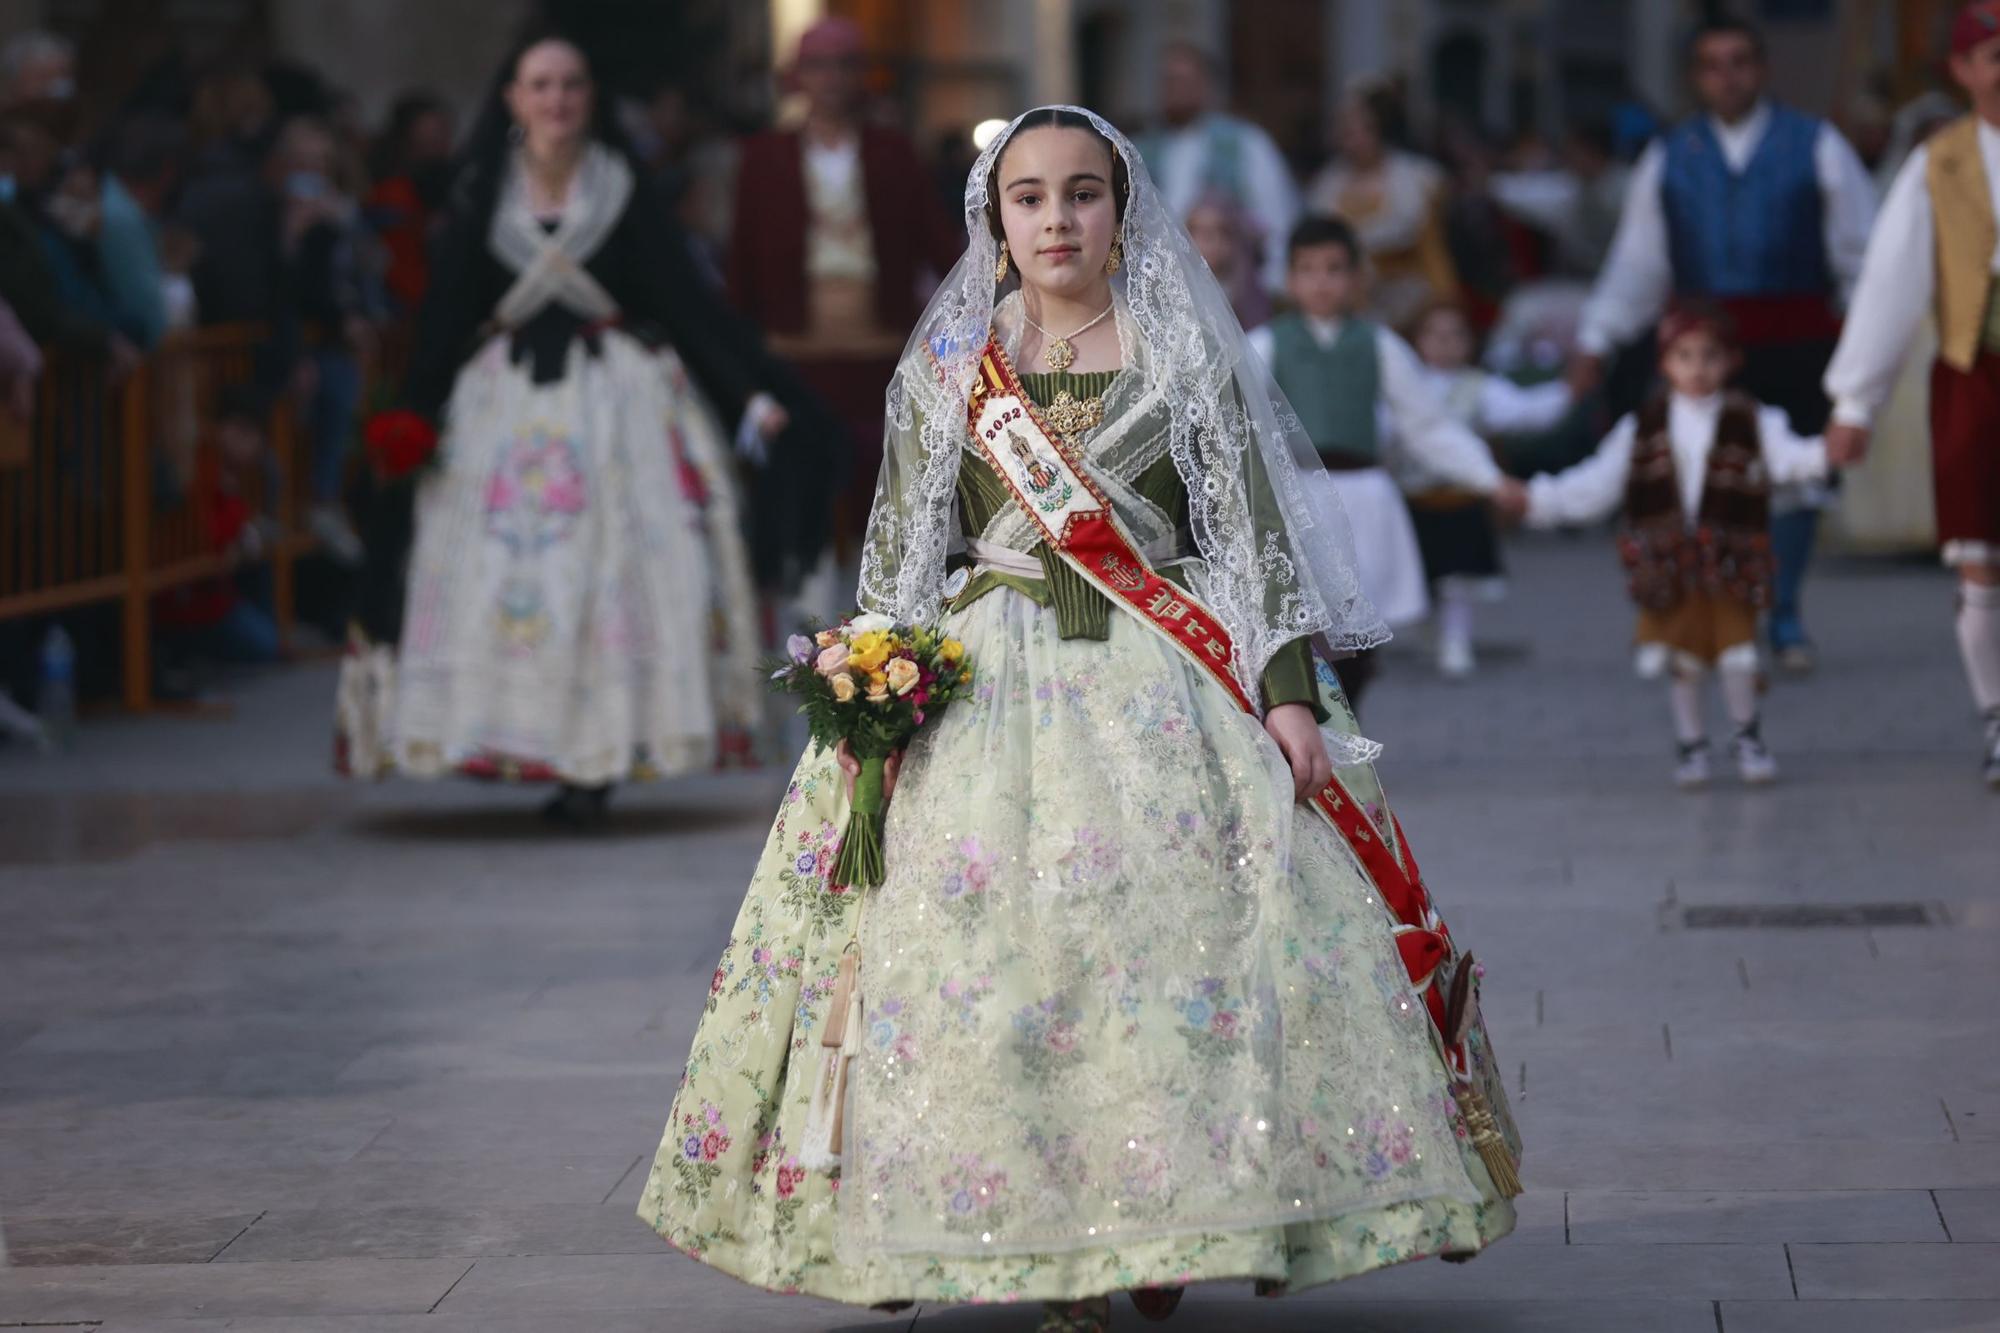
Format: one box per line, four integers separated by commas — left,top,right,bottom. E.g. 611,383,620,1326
639,585,1517,1306
337,330,759,785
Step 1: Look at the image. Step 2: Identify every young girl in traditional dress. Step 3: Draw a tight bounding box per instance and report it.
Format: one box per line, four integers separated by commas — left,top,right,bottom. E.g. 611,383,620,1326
1404,299,1573,678
1498,306,1833,787
336,32,832,824
640,106,1520,1332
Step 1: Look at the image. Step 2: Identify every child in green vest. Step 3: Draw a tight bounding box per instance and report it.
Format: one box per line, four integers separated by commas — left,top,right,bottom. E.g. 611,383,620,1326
1247,215,1508,707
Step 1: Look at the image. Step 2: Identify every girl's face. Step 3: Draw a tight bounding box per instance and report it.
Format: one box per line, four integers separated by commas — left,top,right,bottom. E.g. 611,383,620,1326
1414,308,1474,371
995,125,1119,303
1660,329,1737,399
506,40,592,155
1185,202,1238,277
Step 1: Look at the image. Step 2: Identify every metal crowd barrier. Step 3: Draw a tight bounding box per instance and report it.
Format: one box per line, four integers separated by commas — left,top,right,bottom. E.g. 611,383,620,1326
0,324,311,710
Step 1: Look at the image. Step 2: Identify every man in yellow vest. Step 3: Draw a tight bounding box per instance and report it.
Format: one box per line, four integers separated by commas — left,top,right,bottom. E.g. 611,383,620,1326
1825,0,2000,788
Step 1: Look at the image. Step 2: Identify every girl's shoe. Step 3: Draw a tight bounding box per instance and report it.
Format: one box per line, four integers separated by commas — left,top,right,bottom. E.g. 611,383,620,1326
1130,1286,1184,1321
541,783,611,829
1982,709,2000,790
1039,1296,1113,1332
1733,725,1778,785
1674,739,1712,790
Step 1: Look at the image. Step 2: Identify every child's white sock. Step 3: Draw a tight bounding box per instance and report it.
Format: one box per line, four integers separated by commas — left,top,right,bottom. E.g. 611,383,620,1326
1438,587,1475,647
1956,580,2000,715
1718,652,1762,732
1668,671,1706,744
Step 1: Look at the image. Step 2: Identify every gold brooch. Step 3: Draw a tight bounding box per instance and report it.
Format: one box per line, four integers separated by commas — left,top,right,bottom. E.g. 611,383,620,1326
1042,389,1104,440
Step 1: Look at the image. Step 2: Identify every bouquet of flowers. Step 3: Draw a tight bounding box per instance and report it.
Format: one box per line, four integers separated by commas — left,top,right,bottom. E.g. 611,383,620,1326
768,612,972,889
363,409,440,480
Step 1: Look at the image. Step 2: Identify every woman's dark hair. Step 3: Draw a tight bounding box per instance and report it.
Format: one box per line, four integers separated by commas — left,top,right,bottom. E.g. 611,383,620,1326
982,108,1129,241
1286,213,1361,267
448,21,633,221
371,89,448,179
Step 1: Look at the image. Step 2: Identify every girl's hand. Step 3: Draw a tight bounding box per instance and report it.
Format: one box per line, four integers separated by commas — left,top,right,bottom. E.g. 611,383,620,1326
834,738,903,805
1264,702,1333,804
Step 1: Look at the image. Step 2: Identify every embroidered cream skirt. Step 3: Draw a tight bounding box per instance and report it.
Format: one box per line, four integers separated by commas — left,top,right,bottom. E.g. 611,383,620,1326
639,580,1517,1305
338,330,758,785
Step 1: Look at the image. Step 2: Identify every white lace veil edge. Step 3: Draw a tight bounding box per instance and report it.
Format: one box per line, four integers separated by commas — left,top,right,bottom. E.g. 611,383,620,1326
860,105,1389,691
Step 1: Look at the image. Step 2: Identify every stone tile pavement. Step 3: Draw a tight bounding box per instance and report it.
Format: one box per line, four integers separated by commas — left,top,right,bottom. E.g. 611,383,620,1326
2,535,1997,1331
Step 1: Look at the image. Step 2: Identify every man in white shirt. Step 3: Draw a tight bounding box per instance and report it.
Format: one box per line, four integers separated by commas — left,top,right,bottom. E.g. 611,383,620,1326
1135,41,1299,297
1823,0,2000,788
1568,17,1877,673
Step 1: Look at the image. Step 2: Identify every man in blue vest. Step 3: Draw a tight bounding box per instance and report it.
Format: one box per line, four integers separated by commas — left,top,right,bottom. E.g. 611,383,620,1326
1569,16,1877,673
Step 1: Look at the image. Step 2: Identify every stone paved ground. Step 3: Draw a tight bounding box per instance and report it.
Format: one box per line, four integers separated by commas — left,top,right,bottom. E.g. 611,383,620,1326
2,534,1997,1332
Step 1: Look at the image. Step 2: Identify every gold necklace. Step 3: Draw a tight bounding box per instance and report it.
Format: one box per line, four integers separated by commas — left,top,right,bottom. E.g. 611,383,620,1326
1022,301,1114,372
1042,387,1105,440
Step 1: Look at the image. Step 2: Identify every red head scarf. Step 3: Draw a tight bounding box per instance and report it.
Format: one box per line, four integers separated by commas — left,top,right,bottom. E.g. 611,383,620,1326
1954,1,2000,57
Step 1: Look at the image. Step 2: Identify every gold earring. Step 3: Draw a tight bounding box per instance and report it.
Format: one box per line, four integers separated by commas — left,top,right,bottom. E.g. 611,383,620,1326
1104,232,1123,275
994,241,1011,284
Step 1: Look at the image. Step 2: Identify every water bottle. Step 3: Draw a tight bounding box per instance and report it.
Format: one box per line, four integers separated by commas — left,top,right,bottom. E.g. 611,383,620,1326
36,626,75,752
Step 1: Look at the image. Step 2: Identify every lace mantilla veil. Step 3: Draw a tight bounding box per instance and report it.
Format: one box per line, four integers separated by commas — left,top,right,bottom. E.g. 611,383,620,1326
858,105,1387,696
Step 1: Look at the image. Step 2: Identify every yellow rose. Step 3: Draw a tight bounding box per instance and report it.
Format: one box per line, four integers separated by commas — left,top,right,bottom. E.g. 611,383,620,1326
829,672,857,702
885,657,921,696
939,638,965,664
866,680,891,705
848,630,890,673
815,629,841,648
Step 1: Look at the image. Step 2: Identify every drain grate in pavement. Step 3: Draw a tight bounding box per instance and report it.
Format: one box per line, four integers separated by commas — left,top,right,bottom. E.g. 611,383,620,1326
1681,903,1940,929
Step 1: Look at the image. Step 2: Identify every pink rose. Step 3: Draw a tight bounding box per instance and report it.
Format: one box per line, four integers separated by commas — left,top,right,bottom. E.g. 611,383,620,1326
815,644,850,675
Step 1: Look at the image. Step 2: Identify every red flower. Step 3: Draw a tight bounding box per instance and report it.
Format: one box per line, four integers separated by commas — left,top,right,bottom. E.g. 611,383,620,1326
701,1131,723,1161
776,1165,797,1198
710,967,725,995
364,409,439,479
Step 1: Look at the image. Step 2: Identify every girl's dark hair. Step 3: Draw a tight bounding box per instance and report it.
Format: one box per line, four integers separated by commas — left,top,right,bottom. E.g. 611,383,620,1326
448,22,634,221
983,108,1129,241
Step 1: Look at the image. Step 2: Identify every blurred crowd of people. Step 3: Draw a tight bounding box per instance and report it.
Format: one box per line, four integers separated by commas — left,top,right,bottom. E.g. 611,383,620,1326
0,11,1972,745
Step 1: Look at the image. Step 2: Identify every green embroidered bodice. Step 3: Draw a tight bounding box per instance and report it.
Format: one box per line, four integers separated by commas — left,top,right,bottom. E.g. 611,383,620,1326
951,368,1322,717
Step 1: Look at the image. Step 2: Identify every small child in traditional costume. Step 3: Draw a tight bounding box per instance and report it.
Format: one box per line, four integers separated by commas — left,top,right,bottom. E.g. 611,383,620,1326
1496,306,1834,787
1403,298,1573,677
1248,215,1506,707
1824,0,2000,787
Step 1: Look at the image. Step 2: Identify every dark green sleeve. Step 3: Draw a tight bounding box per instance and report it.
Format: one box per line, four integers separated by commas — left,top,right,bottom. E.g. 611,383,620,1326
1260,637,1328,722
1140,452,1328,723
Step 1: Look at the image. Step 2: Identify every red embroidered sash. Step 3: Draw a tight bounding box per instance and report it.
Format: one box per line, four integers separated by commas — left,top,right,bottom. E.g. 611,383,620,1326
966,337,1468,1074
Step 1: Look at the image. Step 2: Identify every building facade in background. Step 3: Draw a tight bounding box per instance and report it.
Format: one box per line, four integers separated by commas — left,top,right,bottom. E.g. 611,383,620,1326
0,0,1967,177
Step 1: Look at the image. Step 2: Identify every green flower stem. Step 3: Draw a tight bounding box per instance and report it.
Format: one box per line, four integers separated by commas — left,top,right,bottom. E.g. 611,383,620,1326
833,754,888,889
